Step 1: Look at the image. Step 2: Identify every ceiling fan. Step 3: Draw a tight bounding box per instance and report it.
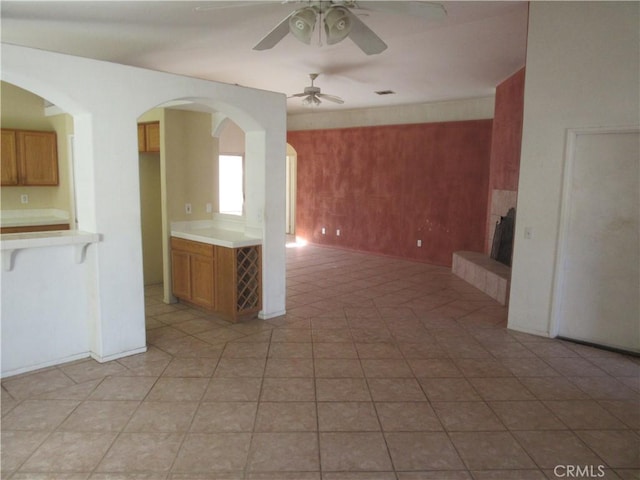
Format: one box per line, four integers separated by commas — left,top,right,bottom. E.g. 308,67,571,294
196,1,446,56
289,73,344,106
256,1,446,55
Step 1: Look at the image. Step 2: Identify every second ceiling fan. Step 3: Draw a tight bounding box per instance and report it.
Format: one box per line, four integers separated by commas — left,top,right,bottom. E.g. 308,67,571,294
254,1,446,55
289,73,344,106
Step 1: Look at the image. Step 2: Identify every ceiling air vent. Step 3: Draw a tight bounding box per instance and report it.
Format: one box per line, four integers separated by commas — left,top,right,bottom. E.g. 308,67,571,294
375,90,396,96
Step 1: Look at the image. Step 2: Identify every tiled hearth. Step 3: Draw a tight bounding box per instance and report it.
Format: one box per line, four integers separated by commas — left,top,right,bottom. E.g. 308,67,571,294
1,244,638,479
452,251,511,305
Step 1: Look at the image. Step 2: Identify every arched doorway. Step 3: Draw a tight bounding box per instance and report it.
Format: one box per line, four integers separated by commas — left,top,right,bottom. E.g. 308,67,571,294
1,81,78,232
138,109,164,288
134,99,281,313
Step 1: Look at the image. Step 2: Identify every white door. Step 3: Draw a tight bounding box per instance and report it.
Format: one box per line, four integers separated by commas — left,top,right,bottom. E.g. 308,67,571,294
553,128,639,353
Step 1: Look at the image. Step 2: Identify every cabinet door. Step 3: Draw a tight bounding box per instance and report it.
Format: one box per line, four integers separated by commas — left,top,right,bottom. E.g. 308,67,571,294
1,130,18,186
145,123,160,152
137,124,146,152
191,254,215,308
215,246,236,317
17,130,59,185
171,250,191,300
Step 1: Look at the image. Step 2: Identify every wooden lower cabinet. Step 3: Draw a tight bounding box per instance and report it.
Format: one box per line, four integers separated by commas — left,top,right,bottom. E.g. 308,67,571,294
191,254,216,307
170,248,192,300
171,237,261,322
170,237,215,310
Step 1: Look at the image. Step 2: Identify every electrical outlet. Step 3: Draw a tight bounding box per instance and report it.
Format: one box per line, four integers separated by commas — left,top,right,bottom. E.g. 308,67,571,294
321,227,326,235
206,203,212,213
336,229,341,236
20,194,29,204
185,203,192,214
524,227,532,239
417,239,422,247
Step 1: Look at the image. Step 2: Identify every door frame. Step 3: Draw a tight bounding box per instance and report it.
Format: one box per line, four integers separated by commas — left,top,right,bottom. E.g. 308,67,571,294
285,151,297,235
550,125,640,344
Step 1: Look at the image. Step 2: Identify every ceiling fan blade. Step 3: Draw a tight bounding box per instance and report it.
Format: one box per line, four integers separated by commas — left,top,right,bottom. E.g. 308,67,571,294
317,93,344,104
288,93,308,98
354,1,446,20
344,9,387,55
253,13,293,51
194,2,278,12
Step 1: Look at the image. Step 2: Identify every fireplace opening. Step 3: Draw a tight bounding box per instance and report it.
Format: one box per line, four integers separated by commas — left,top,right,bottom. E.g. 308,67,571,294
490,207,515,267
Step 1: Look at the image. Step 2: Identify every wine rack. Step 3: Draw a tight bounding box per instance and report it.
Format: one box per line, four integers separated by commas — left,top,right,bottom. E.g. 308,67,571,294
236,246,261,314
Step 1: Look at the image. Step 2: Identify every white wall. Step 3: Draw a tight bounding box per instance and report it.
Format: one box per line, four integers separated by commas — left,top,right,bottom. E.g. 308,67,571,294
508,2,640,337
219,120,246,154
287,96,495,130
0,44,287,377
1,245,93,373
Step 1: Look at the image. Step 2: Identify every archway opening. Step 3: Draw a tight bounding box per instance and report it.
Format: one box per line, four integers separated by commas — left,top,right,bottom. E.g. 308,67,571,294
1,81,77,234
136,100,260,307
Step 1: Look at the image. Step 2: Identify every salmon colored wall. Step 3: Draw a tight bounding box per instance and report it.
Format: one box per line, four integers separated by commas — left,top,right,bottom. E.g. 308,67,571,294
489,68,525,191
288,120,493,266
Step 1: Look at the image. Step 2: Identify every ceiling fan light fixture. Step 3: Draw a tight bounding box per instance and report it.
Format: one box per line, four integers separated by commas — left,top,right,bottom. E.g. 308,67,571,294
302,95,321,107
289,7,317,45
324,6,351,45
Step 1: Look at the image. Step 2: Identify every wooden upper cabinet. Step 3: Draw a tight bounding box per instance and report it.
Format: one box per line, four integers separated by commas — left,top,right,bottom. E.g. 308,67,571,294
137,124,146,152
145,122,160,152
1,130,19,186
138,121,160,153
1,129,59,186
18,130,59,185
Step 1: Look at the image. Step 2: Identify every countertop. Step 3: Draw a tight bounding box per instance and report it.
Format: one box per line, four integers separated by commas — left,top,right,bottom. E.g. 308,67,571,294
1,230,101,271
1,230,100,250
171,225,261,249
1,209,70,227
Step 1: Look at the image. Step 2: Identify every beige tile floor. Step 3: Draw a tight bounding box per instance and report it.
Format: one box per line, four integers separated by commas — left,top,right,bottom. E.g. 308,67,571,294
2,244,639,479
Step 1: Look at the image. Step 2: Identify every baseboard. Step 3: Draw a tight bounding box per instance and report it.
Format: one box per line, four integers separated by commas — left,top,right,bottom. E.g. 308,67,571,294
557,336,640,357
259,309,286,320
1,351,91,379
90,346,147,363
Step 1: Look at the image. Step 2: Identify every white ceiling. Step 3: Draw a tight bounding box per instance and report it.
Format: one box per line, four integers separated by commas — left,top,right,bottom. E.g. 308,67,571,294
0,1,529,114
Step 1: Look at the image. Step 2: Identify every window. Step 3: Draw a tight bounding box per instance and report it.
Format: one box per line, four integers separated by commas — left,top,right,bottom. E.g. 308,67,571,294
219,154,244,216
